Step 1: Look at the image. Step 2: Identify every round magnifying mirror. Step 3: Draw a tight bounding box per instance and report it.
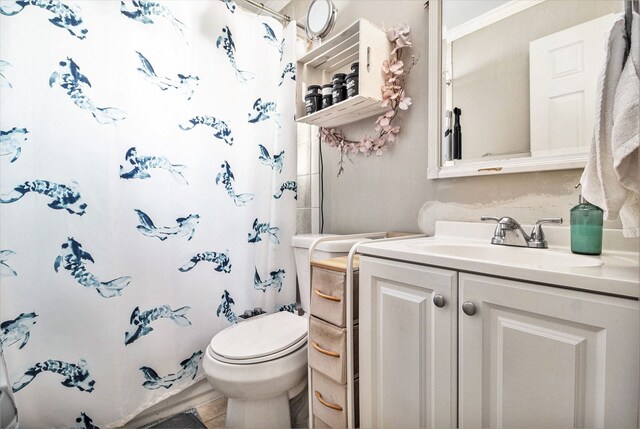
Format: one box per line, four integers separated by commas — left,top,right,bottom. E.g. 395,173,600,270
305,0,337,41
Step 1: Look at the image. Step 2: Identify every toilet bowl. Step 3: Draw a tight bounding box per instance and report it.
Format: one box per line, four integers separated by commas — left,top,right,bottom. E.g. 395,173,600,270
203,312,308,429
203,234,366,429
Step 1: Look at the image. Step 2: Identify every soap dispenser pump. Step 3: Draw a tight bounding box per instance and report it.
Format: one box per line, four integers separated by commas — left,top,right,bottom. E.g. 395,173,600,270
570,189,603,255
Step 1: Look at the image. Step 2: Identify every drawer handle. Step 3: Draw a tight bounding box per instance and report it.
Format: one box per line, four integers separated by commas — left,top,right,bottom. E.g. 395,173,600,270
314,288,341,302
315,390,343,411
311,341,340,358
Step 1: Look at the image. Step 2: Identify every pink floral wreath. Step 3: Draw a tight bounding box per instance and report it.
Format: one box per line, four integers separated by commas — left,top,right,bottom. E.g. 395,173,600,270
320,25,418,176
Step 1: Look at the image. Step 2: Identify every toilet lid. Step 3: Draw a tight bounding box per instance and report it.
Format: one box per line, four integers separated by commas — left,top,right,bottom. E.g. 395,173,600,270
209,312,307,363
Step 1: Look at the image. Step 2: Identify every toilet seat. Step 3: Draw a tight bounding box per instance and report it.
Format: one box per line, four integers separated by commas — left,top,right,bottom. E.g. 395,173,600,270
209,312,307,365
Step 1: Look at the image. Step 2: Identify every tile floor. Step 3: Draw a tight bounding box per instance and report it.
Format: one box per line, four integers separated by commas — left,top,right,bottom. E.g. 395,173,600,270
194,396,227,429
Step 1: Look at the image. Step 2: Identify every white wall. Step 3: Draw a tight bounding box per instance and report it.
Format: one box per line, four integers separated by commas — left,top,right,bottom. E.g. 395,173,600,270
284,0,623,235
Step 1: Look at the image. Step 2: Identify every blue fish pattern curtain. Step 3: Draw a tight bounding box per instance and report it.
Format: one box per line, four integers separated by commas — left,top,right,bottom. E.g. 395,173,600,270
0,0,297,426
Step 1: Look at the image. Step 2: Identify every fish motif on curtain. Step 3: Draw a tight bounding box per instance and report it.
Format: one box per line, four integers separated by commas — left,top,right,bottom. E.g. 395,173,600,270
262,23,284,61
278,303,296,313
248,98,280,127
179,251,232,273
216,290,238,324
215,161,254,206
179,115,234,145
220,0,236,13
139,351,202,389
0,127,29,163
216,26,255,82
0,180,87,215
75,412,100,429
248,218,280,244
120,0,186,39
54,238,132,298
1,312,38,350
125,305,192,345
0,60,14,88
0,250,18,276
49,58,127,124
258,144,285,173
253,267,285,292
135,51,199,100
119,147,188,184
278,62,296,86
273,180,297,200
134,210,200,241
0,0,88,39
12,359,95,393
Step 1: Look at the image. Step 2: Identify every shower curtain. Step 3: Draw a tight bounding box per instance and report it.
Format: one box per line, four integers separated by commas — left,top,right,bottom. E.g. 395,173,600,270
0,1,297,427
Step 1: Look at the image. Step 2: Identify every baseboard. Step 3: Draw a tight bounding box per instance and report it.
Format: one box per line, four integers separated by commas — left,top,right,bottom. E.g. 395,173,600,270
122,379,221,428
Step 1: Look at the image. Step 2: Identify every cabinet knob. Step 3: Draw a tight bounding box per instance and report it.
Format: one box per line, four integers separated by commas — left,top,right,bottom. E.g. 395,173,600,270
462,301,477,316
433,294,446,308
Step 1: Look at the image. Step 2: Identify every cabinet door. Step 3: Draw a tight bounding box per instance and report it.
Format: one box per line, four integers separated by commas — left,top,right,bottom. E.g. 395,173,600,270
459,273,639,429
359,256,457,429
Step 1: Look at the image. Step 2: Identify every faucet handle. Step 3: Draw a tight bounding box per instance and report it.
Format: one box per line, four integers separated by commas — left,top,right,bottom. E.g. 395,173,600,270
481,216,506,244
535,217,563,226
529,217,563,248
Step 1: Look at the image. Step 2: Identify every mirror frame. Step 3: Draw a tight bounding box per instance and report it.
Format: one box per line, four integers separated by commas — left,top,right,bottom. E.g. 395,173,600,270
305,0,338,41
427,0,589,179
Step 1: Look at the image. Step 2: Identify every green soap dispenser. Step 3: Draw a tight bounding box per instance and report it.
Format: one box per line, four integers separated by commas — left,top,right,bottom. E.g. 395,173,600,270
570,194,603,255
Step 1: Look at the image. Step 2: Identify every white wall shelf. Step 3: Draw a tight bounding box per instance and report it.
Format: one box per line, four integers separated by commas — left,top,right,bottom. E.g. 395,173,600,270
296,19,391,128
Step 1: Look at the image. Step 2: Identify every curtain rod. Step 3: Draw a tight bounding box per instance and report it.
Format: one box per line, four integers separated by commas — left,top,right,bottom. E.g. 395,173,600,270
238,0,305,29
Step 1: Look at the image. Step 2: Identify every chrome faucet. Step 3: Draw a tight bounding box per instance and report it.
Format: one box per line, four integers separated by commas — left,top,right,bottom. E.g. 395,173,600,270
481,216,563,248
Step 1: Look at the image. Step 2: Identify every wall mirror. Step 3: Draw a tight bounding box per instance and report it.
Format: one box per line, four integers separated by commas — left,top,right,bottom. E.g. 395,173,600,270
305,0,337,41
427,0,622,179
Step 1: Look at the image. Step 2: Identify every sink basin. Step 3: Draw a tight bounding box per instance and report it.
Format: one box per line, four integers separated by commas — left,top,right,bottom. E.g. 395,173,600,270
406,242,605,268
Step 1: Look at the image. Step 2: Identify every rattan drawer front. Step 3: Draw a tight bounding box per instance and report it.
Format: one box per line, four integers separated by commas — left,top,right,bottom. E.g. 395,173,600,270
312,370,347,429
309,317,347,384
311,267,359,327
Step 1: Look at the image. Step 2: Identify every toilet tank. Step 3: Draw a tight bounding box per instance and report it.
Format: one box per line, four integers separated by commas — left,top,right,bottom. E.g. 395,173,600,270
291,234,369,314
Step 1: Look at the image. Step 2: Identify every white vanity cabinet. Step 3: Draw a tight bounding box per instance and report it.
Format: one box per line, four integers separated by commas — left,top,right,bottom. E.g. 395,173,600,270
359,257,458,429
458,273,639,429
359,257,640,429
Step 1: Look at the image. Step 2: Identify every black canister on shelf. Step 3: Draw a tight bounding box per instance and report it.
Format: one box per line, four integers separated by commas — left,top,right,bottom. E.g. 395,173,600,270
346,72,359,98
306,85,322,95
332,82,346,104
331,73,347,85
321,84,333,109
332,73,347,104
305,93,322,114
305,85,323,115
350,62,359,74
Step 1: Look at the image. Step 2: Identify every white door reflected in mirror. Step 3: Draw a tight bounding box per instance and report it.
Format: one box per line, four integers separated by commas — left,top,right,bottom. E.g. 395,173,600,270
529,14,616,158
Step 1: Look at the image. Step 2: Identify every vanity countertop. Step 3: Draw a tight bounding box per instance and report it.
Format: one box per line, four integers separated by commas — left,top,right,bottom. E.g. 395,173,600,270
357,221,640,299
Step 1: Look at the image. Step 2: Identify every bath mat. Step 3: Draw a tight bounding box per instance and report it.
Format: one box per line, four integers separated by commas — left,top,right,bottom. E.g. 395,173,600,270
142,409,207,429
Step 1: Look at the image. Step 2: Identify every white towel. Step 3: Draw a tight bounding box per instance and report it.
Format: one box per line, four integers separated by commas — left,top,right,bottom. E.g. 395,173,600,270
580,13,640,238
612,12,639,237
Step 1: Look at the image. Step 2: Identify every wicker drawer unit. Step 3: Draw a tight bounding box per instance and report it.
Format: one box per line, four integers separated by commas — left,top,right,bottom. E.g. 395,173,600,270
309,256,360,429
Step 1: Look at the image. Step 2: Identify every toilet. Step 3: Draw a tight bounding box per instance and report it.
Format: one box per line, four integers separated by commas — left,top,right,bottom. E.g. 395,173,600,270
203,234,366,429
